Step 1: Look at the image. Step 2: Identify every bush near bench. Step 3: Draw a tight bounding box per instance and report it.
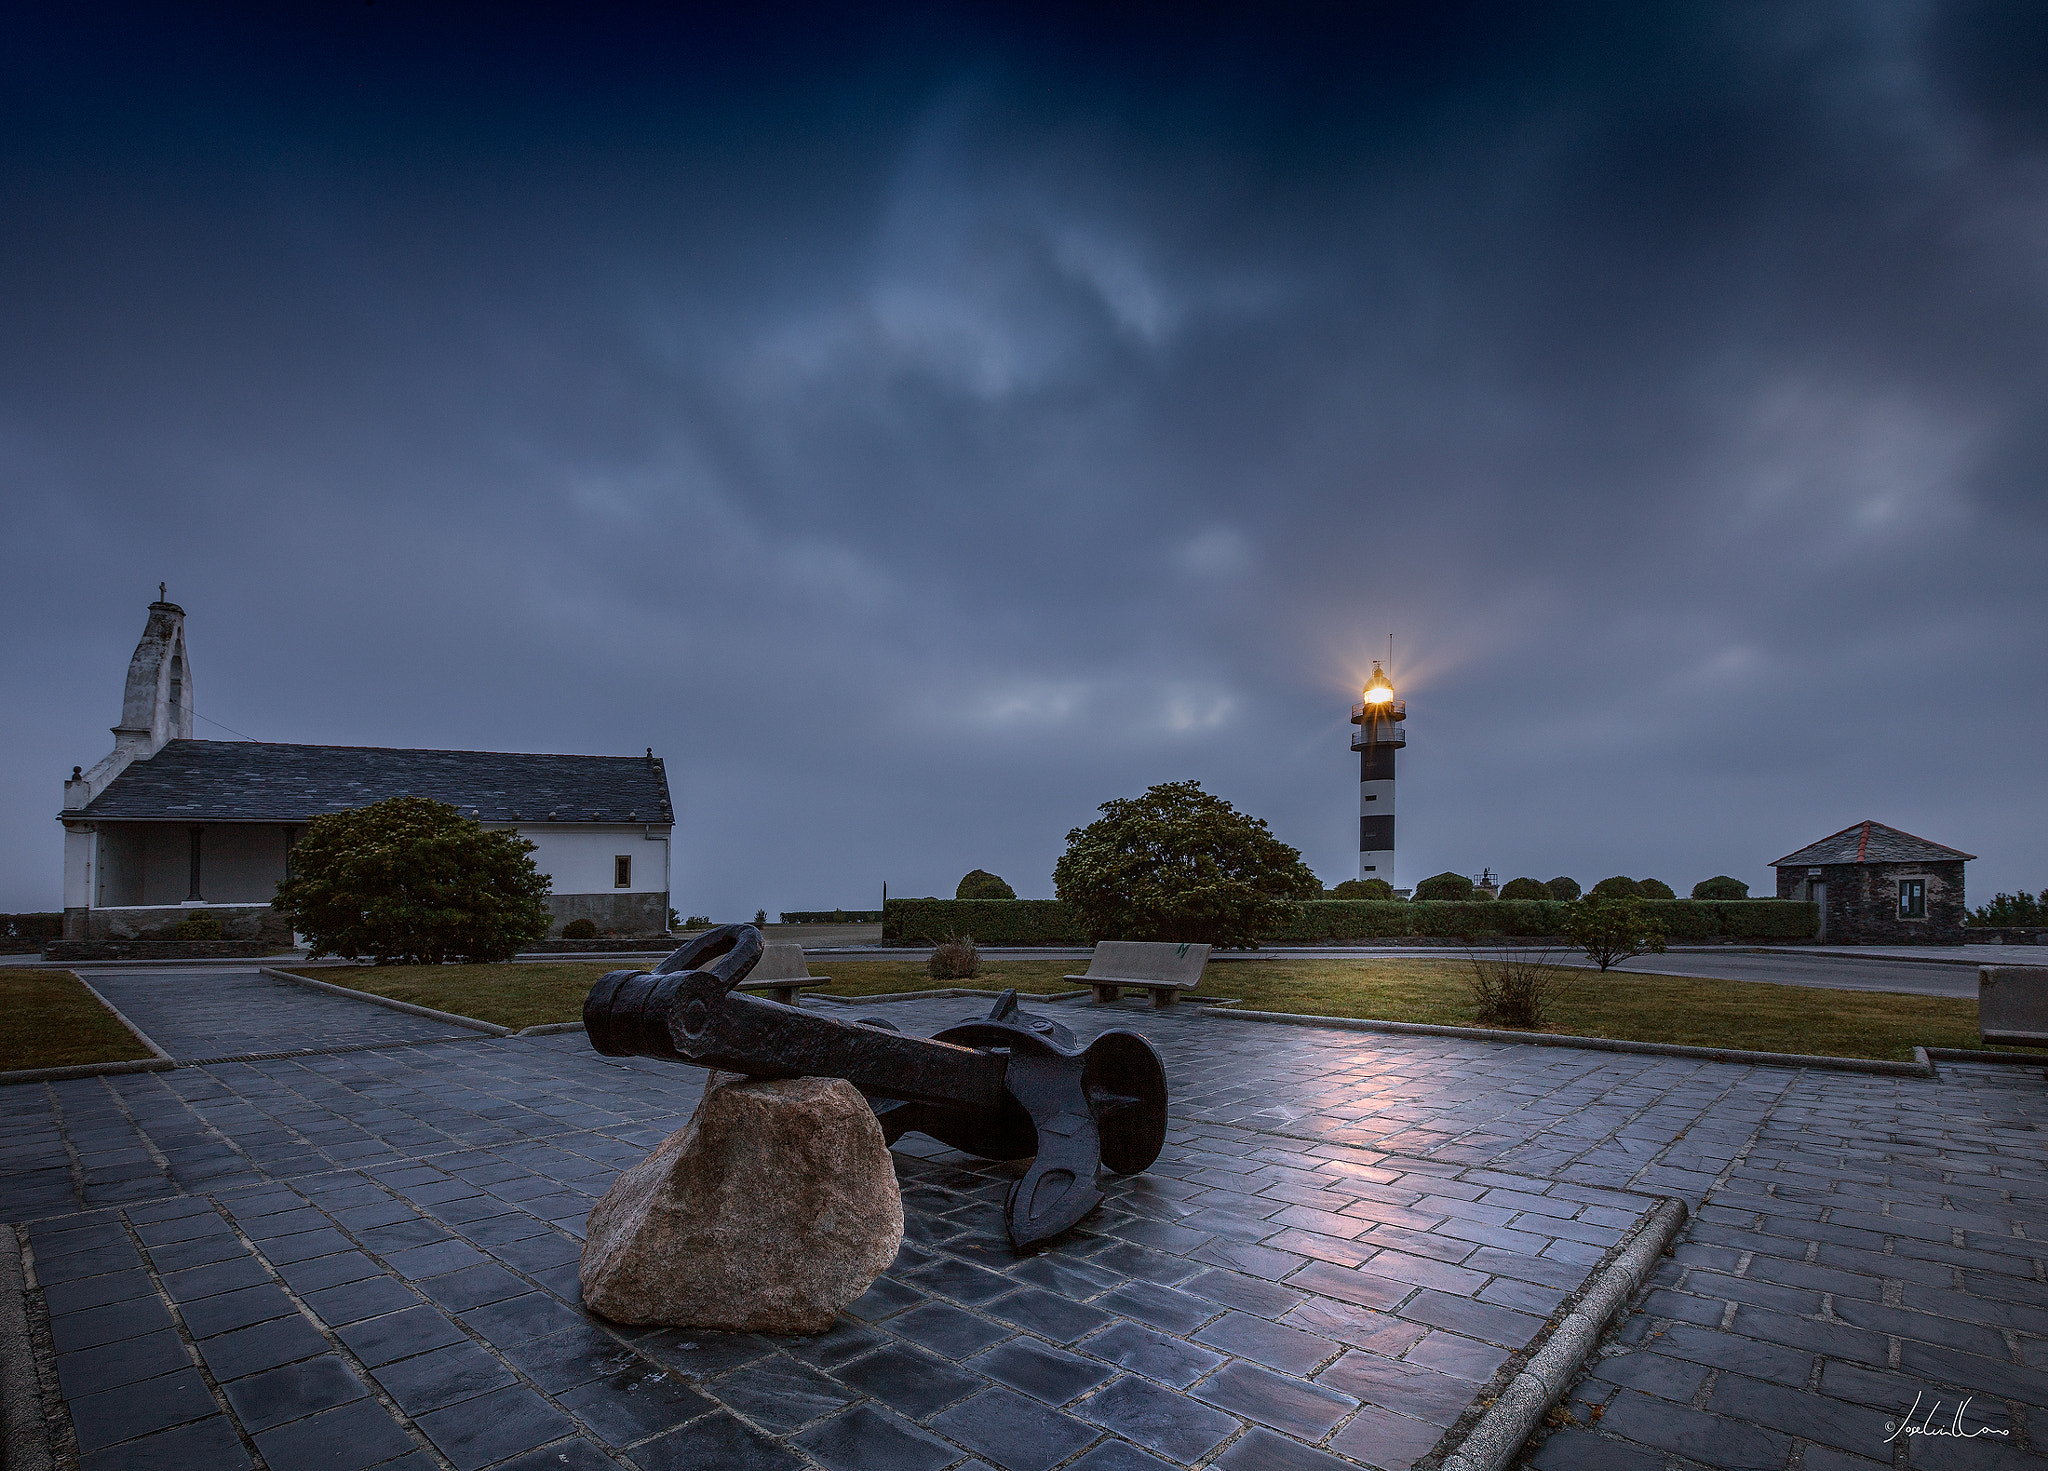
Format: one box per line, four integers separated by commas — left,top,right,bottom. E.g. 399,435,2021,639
883,897,1819,945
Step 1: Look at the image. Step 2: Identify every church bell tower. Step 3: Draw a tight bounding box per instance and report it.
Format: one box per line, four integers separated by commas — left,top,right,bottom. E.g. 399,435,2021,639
1351,662,1406,882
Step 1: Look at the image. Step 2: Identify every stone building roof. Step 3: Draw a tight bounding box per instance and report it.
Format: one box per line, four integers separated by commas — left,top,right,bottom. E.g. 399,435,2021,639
74,740,673,825
1772,820,1975,868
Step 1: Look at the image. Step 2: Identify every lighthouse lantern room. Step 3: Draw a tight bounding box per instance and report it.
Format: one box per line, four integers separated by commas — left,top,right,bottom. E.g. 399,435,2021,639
1351,662,1406,883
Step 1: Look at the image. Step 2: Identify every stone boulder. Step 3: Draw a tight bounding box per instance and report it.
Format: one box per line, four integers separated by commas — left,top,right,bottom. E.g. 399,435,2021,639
579,1072,904,1333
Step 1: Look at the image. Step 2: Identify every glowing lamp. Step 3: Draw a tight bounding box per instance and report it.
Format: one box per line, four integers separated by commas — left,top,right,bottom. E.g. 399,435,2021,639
1362,666,1394,704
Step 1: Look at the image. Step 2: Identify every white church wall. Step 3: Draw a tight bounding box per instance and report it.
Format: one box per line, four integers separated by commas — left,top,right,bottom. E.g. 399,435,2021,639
499,824,670,897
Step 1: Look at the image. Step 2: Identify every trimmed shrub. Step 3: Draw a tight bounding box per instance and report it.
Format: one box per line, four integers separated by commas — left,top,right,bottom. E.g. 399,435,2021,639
1637,878,1676,900
955,870,1017,901
1262,900,1568,941
1053,780,1319,946
886,899,1085,945
928,934,981,980
1545,876,1582,901
1331,878,1395,901
1,913,64,943
778,910,884,923
560,918,598,940
1498,877,1549,902
1590,876,1642,899
1691,876,1750,901
682,915,712,929
1413,871,1475,902
174,912,224,941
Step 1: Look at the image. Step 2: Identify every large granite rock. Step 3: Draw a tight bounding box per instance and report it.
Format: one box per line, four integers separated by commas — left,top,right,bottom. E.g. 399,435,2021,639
579,1071,904,1333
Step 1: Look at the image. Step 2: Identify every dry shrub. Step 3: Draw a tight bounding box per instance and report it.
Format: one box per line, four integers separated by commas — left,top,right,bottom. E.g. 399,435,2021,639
928,934,981,980
1467,947,1570,1029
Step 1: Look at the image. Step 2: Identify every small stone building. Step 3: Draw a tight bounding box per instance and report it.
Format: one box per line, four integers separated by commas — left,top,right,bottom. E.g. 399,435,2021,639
1771,821,1973,944
59,598,674,943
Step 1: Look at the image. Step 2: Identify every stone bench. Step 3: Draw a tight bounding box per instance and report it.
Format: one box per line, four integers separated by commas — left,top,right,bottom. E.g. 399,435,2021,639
1067,940,1211,1007
1980,965,2048,1048
736,943,831,1005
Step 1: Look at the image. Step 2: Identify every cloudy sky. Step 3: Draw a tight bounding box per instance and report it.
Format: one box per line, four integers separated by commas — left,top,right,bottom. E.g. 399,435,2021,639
5,2,2045,917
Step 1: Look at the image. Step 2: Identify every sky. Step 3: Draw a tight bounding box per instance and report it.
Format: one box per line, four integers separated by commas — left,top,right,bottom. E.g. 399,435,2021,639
4,1,2046,918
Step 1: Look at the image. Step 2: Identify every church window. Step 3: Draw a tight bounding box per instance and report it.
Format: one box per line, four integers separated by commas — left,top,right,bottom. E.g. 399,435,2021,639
615,855,632,888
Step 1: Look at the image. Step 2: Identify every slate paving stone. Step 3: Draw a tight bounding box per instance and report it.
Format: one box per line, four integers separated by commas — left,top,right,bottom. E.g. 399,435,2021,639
50,1295,176,1354
493,1438,628,1471
66,1365,217,1454
456,1290,588,1346
1194,1310,1340,1375
928,1385,1100,1471
178,1282,297,1339
222,1353,372,1433
831,1341,982,1418
985,1286,1115,1344
335,1305,470,1368
705,1354,857,1434
372,1338,519,1416
1315,1350,1481,1426
195,1312,332,1380
1196,1359,1357,1440
889,1301,1015,1358
55,1328,194,1398
414,1381,579,1470
304,1275,423,1327
1080,1372,1240,1464
1080,1320,1226,1389
276,1250,387,1294
793,1402,960,1471
556,1362,717,1444
968,1336,1117,1407
505,1323,643,1393
252,1395,419,1471
1064,1442,1177,1471
634,1411,807,1471
78,1413,253,1471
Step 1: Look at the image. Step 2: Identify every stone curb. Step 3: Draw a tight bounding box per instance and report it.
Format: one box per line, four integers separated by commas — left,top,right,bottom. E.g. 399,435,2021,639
0,970,180,1088
1436,1196,1689,1471
0,1231,54,1471
260,967,513,1036
1211,1008,1936,1076
812,987,1094,1005
518,1021,587,1036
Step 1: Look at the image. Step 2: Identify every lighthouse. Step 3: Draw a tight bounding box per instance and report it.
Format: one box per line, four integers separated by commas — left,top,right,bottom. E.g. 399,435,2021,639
1351,661,1406,882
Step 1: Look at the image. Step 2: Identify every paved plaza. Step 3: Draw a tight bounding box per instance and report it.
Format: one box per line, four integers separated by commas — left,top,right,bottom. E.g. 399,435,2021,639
2,968,2042,1471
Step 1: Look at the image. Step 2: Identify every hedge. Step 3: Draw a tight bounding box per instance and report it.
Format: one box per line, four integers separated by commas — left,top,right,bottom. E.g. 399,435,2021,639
882,897,1818,945
884,899,1084,945
779,910,885,924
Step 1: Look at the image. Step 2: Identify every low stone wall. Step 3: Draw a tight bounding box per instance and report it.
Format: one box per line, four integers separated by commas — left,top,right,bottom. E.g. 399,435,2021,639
522,937,677,954
44,939,284,961
546,892,667,937
1965,927,2048,945
78,904,295,945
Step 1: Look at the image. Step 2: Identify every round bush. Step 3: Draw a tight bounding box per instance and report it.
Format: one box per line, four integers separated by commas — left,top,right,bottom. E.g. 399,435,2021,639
1691,875,1750,900
1332,878,1395,900
1637,878,1676,900
1498,877,1550,902
560,918,598,939
1545,876,1582,901
928,934,980,980
1590,876,1642,899
955,869,1017,901
1414,871,1475,902
174,913,223,941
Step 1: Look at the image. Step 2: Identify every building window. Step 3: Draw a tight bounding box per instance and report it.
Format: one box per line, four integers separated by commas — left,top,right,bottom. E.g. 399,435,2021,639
1898,879,1926,919
615,855,632,889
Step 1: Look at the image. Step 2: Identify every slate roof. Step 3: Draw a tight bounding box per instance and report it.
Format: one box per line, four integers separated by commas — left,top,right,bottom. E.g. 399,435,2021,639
1772,820,1975,867
75,740,674,824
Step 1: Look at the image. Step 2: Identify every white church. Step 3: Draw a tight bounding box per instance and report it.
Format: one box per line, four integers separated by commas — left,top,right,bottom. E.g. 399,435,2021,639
58,596,674,944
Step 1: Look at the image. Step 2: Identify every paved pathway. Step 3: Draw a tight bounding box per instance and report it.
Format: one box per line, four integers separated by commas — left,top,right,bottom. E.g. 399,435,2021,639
3,981,2043,1471
80,966,483,1061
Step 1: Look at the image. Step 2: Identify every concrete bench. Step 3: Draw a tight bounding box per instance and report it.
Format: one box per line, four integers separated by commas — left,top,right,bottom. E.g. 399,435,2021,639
1067,940,1212,1006
736,943,831,1005
1980,965,2048,1048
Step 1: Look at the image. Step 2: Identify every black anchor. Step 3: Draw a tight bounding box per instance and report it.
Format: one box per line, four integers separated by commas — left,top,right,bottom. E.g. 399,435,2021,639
582,924,1168,1249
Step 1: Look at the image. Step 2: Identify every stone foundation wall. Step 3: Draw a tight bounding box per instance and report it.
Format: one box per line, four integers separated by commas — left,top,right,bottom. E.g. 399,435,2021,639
78,904,295,945
545,891,668,937
44,939,284,961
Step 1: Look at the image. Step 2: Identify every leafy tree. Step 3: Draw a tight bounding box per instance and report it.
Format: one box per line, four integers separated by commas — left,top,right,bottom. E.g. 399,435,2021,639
1564,896,1669,971
1331,878,1395,900
1414,871,1475,901
1589,875,1642,900
1691,875,1750,901
1637,878,1676,900
955,869,1017,900
1970,890,2048,926
273,796,552,965
1498,877,1550,902
1545,876,1582,901
1052,780,1319,946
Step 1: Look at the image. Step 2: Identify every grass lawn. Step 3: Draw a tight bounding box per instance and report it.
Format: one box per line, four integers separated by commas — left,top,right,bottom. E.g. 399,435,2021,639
1,969,158,1072
294,956,1982,1061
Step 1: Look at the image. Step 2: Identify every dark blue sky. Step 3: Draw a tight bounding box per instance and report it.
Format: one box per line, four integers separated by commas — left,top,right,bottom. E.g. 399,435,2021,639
6,2,2045,914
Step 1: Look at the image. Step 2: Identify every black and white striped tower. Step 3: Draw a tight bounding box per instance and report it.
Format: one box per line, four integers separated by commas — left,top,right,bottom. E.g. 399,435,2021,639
1351,662,1406,882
